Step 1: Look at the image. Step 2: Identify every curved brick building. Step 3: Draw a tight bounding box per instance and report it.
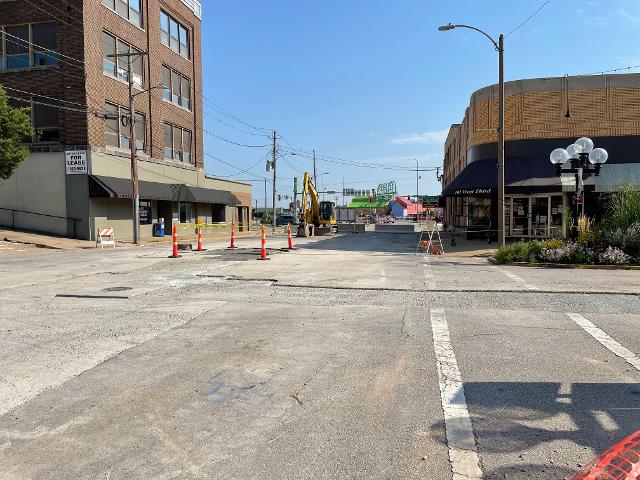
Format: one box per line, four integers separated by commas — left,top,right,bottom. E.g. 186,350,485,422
442,73,640,239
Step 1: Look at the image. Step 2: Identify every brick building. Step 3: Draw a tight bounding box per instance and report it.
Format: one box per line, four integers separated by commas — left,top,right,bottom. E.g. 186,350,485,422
0,0,252,240
442,73,640,240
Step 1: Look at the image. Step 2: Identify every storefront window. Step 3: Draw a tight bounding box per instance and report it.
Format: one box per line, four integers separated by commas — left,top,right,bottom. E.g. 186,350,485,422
550,196,563,238
512,197,530,237
531,197,549,237
179,202,191,224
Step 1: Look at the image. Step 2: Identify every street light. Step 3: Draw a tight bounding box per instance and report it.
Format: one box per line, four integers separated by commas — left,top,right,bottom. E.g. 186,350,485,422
439,23,505,247
550,137,609,216
317,172,330,200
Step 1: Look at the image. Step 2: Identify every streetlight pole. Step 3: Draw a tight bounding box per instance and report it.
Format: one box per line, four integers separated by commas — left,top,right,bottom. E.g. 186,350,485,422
271,130,277,232
439,23,506,247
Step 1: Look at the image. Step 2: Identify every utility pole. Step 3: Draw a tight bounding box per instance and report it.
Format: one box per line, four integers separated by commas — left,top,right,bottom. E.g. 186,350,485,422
313,149,317,188
272,131,277,232
108,50,148,245
264,178,267,221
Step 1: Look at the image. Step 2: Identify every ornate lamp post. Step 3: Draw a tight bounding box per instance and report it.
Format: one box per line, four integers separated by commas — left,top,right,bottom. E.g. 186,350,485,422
550,137,609,217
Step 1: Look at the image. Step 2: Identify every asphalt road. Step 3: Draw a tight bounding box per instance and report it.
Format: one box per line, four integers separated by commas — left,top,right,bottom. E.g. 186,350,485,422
1,232,639,479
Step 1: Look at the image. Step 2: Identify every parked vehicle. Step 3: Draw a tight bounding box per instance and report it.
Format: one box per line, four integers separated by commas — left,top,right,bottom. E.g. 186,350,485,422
276,215,299,226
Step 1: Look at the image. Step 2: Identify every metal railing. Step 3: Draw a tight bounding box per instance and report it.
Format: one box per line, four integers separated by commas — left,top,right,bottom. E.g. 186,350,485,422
0,207,82,239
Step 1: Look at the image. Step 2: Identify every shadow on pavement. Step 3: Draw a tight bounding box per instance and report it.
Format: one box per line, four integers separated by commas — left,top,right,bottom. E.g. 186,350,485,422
430,382,640,479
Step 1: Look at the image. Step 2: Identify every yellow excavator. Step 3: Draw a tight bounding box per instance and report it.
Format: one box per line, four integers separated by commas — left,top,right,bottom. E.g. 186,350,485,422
297,172,337,236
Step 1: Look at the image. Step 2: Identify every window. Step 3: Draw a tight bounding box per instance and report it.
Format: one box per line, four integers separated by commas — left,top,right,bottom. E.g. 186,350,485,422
102,32,143,87
160,10,190,59
104,102,146,150
31,23,57,66
179,202,191,224
139,200,152,225
161,65,191,110
5,25,30,69
101,0,143,28
8,97,59,144
163,123,193,164
1,22,58,70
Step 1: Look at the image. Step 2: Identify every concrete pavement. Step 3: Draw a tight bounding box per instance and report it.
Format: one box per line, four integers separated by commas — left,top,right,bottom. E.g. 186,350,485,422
1,232,640,479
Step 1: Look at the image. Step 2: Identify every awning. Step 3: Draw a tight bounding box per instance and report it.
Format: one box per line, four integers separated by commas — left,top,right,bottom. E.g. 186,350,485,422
181,185,239,206
442,158,563,197
594,163,640,193
89,175,239,205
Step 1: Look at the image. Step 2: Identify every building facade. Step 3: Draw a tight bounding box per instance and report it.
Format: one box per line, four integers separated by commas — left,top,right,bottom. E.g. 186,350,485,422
442,73,640,239
0,0,252,240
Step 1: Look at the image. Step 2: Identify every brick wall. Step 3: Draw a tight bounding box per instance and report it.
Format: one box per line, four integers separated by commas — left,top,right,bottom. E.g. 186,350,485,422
0,0,87,145
443,74,640,189
0,0,203,168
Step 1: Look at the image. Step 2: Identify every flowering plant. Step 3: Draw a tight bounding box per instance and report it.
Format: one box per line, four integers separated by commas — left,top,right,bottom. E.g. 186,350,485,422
599,246,631,265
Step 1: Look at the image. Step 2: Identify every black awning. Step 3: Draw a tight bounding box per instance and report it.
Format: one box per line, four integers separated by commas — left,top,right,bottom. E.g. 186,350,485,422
89,175,239,205
441,158,564,197
181,185,239,206
90,175,177,201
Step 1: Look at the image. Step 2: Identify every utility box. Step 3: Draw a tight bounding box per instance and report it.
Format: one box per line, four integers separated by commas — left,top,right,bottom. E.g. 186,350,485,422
335,207,356,223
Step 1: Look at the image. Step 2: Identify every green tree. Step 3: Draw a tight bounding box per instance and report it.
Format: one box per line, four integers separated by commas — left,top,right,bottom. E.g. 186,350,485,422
0,86,34,180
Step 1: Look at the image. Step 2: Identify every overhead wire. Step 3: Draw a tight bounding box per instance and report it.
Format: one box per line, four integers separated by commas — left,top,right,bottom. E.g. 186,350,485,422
506,0,552,38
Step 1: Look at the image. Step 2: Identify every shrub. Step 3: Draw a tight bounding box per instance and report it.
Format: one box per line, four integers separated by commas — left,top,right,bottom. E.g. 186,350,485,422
539,242,597,264
602,185,640,232
599,246,632,265
495,240,541,263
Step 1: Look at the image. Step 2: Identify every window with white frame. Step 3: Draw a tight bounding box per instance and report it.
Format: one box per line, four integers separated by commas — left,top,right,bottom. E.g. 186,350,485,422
1,22,57,70
102,32,143,87
101,0,143,28
160,10,190,59
161,65,191,110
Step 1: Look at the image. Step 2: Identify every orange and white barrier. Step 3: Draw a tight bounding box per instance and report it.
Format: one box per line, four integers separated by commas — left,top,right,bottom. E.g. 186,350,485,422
196,222,206,251
283,222,297,251
96,227,115,249
169,224,181,258
228,222,238,249
257,224,270,261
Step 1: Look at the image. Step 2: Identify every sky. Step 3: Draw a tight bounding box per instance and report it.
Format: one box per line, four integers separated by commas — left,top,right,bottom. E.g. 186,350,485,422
200,0,640,209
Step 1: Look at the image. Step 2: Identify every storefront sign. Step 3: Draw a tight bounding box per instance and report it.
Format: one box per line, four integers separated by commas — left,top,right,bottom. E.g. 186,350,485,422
453,188,494,196
65,150,87,175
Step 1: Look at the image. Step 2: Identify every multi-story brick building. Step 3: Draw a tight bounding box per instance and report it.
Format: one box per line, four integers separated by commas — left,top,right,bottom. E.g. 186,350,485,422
441,73,640,240
0,0,252,240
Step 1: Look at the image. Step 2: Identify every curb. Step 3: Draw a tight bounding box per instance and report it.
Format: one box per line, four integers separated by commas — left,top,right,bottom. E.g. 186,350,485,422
489,257,640,270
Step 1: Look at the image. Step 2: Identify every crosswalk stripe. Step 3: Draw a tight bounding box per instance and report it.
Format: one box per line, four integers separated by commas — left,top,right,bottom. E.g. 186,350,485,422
567,312,640,372
430,308,483,480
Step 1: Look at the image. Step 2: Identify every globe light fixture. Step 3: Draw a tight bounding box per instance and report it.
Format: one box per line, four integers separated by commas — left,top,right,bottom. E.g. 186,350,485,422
549,137,609,215
575,137,594,154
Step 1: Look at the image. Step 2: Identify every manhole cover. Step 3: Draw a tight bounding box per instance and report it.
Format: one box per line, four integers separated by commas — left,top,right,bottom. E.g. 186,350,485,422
104,286,133,292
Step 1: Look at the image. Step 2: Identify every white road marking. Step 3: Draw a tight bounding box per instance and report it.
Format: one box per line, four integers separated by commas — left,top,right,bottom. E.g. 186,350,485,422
430,308,483,480
592,411,619,431
490,266,539,290
555,382,572,405
423,255,435,290
567,313,640,372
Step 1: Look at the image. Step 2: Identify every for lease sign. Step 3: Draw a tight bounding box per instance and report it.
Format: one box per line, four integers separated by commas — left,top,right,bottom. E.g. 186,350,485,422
65,150,87,175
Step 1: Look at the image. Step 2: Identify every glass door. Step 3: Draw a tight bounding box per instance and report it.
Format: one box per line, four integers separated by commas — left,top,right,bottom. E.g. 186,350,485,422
531,196,550,238
511,197,530,237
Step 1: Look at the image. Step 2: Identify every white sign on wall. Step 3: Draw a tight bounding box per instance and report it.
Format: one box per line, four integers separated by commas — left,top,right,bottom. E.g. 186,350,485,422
65,150,87,175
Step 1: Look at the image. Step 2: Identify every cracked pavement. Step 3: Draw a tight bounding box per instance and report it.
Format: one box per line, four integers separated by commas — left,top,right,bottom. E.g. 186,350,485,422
1,232,639,479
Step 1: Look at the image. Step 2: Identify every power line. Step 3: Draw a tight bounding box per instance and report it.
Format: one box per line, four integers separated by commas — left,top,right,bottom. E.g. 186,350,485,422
3,31,85,68
201,94,271,132
202,128,271,148
22,0,85,35
202,109,271,138
6,94,94,114
506,0,551,38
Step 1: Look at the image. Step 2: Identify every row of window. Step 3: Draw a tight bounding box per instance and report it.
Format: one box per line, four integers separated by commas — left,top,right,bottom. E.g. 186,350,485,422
0,23,57,70
101,0,191,61
102,32,144,88
162,65,190,109
164,123,192,164
160,11,190,59
101,0,143,28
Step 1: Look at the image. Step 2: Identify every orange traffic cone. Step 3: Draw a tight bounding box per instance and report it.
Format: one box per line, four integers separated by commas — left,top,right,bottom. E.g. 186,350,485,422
196,222,206,251
257,224,270,261
169,224,181,258
228,222,238,249
282,222,297,251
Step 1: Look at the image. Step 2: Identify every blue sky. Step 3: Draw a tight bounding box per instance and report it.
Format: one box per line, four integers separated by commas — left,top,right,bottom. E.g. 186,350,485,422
200,0,640,208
